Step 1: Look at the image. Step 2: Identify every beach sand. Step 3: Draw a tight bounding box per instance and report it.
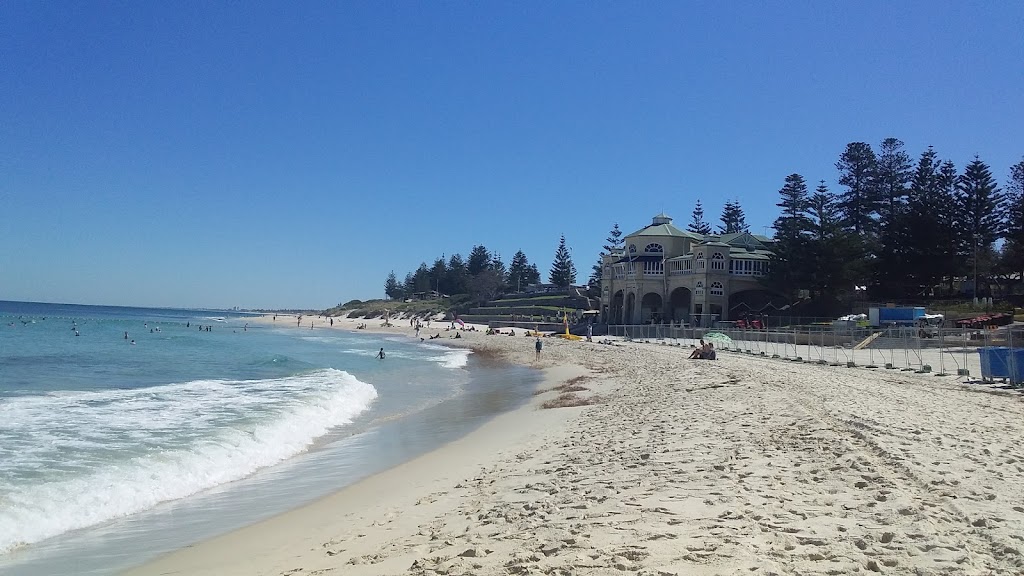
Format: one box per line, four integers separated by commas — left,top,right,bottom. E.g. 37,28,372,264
123,314,1024,575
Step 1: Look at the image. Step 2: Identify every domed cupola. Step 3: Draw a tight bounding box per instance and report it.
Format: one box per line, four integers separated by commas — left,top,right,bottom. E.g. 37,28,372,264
652,213,672,226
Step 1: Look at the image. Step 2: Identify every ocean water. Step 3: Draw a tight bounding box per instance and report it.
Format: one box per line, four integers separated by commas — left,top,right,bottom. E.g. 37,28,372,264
0,301,537,575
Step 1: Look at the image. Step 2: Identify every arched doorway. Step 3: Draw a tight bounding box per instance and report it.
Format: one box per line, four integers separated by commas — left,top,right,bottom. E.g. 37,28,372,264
640,292,663,324
611,290,624,324
669,287,692,323
625,292,636,324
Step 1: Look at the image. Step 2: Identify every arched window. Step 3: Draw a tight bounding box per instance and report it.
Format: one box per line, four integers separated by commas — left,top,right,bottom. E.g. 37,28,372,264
696,252,705,270
644,243,664,253
695,281,705,297
711,252,725,270
629,244,637,253
710,281,724,296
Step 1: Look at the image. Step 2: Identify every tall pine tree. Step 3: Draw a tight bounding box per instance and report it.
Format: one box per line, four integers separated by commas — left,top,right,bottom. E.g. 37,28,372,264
806,181,862,298
1000,158,1024,280
836,142,879,235
687,200,712,235
467,245,492,276
901,147,959,293
508,250,532,292
549,235,577,288
873,138,913,297
591,223,625,287
384,271,403,300
446,254,469,295
719,200,749,234
957,156,1004,296
767,174,813,296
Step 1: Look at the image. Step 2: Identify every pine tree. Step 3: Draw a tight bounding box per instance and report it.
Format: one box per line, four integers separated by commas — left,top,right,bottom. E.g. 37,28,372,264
446,254,469,295
490,254,507,285
718,200,749,234
768,174,813,295
875,138,912,225
384,271,403,300
958,156,1004,250
775,174,812,226
403,272,415,296
806,181,862,298
937,160,963,290
589,259,602,287
603,223,624,253
900,147,962,294
1001,158,1024,280
525,263,542,286
958,156,1005,296
591,223,625,288
412,263,432,293
687,200,712,235
467,245,492,276
549,235,577,288
873,138,913,297
429,257,448,294
836,142,880,234
507,250,532,292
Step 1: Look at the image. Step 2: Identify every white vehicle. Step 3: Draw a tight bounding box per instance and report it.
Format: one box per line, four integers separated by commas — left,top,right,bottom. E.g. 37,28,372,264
915,314,944,338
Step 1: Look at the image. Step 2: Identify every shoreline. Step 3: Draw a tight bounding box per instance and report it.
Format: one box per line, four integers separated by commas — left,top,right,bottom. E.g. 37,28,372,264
122,315,594,575
125,314,1024,575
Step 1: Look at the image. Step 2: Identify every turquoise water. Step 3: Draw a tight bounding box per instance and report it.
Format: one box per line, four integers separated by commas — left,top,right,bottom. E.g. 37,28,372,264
0,301,536,575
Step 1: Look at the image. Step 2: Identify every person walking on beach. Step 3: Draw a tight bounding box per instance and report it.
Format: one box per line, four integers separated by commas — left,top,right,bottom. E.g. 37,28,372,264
535,337,543,361
377,348,386,360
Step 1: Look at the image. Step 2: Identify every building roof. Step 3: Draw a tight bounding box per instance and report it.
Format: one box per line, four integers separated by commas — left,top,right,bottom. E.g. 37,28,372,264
705,231,773,249
626,222,704,240
728,248,773,260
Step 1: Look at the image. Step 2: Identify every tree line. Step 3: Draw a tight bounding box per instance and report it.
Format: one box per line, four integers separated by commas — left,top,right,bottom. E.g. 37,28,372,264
767,138,1024,301
384,236,579,303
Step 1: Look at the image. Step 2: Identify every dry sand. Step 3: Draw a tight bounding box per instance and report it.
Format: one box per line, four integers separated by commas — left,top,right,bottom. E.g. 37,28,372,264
123,314,1024,575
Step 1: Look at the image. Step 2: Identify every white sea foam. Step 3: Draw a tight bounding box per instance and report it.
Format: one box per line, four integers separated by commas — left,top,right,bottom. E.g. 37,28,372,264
339,344,468,369
418,343,471,369
0,369,377,554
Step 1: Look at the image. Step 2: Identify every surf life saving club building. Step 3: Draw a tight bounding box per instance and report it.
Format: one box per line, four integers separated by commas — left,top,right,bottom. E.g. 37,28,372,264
599,214,777,325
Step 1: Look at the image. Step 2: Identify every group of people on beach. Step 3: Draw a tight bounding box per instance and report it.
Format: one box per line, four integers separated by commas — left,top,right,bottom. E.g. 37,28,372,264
689,339,717,360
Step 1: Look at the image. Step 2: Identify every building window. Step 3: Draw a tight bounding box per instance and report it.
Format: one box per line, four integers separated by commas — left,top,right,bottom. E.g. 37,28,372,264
710,281,724,296
644,243,663,253
711,252,725,270
696,252,705,270
695,281,705,297
629,244,637,253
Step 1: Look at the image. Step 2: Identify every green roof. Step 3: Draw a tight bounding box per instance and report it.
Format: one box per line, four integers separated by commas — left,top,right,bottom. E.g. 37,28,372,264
728,248,773,260
625,223,704,240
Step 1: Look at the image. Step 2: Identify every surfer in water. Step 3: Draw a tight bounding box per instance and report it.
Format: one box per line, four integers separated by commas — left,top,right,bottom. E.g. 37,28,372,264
377,348,385,360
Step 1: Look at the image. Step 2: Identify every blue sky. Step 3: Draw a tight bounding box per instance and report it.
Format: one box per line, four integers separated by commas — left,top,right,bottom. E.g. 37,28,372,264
2,2,1022,309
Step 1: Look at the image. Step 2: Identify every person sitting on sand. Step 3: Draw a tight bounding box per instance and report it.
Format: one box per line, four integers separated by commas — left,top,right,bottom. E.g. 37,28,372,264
453,332,462,339
702,342,716,360
689,339,706,359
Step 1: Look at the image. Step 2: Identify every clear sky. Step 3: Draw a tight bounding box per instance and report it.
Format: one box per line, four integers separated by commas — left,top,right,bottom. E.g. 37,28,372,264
2,2,1022,309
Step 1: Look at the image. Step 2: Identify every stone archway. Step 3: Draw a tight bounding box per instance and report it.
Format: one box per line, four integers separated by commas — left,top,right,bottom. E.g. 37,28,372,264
640,292,663,324
625,292,636,324
669,287,692,323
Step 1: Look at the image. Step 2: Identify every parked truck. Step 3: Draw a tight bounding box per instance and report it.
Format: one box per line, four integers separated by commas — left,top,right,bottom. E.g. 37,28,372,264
868,306,926,327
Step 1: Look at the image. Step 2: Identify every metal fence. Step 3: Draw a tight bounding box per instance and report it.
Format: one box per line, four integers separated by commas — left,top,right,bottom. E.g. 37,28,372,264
606,323,1024,388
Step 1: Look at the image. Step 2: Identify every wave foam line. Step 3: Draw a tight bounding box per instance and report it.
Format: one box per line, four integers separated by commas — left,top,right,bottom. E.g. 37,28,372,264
0,369,377,554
